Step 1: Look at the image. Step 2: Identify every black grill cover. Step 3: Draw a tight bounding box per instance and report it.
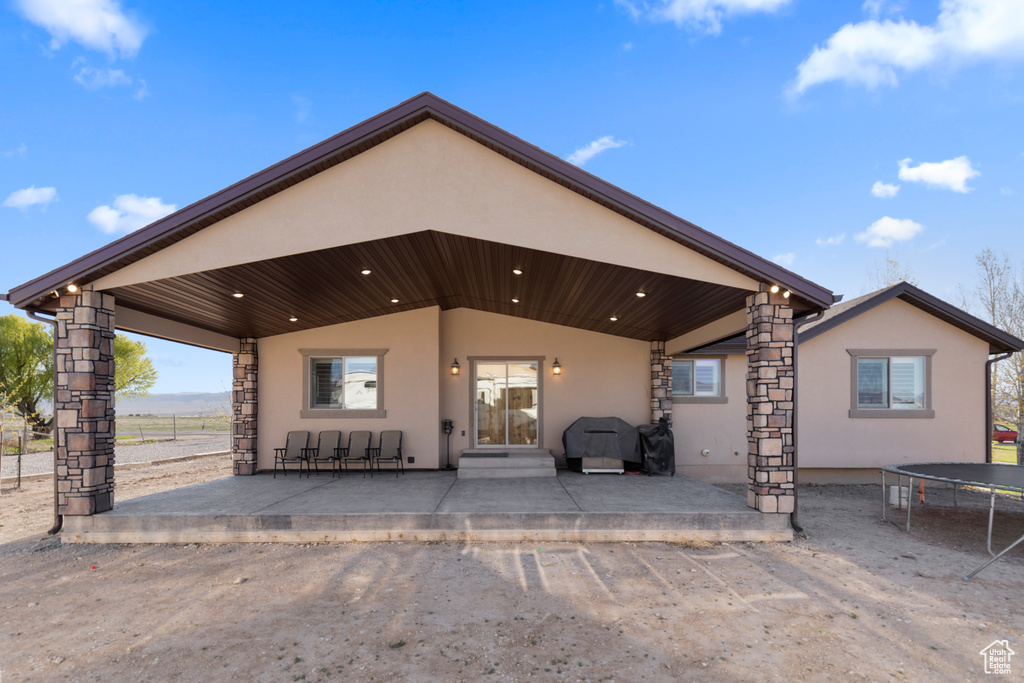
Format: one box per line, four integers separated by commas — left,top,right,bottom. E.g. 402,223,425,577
562,417,640,472
638,417,675,476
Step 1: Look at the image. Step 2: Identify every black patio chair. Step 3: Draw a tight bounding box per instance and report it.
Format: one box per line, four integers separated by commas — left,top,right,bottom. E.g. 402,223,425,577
369,430,404,477
303,430,343,477
336,430,372,477
273,430,310,478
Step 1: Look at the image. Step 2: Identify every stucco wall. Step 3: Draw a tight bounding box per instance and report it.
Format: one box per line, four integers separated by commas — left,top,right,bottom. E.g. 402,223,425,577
91,120,755,293
257,307,440,470
674,298,992,483
797,298,989,471
438,308,650,463
674,354,748,482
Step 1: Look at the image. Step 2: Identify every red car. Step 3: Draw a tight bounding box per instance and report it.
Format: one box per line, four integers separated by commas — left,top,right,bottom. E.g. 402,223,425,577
993,424,1018,443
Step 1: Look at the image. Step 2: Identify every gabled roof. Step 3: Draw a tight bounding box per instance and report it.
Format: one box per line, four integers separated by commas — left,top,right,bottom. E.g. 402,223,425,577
685,282,1024,355
798,282,1024,354
8,92,833,311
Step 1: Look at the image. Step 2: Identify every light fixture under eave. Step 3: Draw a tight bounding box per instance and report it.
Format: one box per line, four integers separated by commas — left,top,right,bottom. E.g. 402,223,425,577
770,284,780,294
361,269,372,275
635,291,646,298
232,292,244,298
513,268,523,275
552,359,562,375
783,291,791,299
512,298,520,303
391,298,399,303
289,316,298,322
450,358,461,376
609,316,618,322
66,283,78,294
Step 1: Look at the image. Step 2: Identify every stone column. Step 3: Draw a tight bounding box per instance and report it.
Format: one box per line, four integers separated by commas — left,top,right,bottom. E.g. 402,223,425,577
650,341,672,425
745,285,795,513
232,338,258,475
55,291,116,515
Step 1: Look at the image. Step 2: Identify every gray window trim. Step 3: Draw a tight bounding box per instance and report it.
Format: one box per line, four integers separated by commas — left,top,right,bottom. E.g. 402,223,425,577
468,356,544,448
299,348,388,418
671,355,728,405
847,348,935,419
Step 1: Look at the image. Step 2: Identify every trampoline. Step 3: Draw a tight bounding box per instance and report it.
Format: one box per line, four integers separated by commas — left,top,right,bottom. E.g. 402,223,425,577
881,462,1024,580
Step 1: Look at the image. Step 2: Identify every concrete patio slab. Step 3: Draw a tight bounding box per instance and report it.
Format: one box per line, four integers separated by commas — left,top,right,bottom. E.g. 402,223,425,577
62,470,792,544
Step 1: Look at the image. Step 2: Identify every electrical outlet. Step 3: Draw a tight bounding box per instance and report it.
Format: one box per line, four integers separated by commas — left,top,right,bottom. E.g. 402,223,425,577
407,457,414,464
461,430,465,436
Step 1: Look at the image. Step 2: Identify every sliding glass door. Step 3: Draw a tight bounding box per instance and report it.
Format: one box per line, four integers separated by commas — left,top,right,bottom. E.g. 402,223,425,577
474,361,538,447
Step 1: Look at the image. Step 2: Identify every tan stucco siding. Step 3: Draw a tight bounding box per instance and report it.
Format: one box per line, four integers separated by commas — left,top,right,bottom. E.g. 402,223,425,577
797,299,989,470
438,308,649,461
92,120,757,292
674,354,748,482
257,307,440,470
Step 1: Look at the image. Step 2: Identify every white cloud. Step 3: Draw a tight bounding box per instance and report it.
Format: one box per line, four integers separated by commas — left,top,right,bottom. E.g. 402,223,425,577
292,94,312,124
623,41,634,51
871,180,900,197
790,0,1024,96
897,156,979,192
566,136,628,166
773,252,796,266
74,65,131,90
87,193,176,233
134,78,148,100
816,233,845,246
616,0,792,35
15,0,147,58
4,143,28,158
855,216,924,247
4,185,57,209
1001,187,1013,195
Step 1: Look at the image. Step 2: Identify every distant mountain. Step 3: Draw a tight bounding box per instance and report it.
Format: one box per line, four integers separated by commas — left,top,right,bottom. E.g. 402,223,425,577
116,392,231,416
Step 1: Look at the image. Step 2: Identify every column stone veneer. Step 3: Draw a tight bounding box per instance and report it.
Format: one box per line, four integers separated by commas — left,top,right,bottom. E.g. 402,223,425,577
55,291,116,516
745,285,795,514
232,338,258,475
650,341,672,425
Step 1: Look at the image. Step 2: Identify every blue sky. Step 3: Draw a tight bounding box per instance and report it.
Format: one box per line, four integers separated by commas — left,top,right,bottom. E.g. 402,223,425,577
2,0,1023,393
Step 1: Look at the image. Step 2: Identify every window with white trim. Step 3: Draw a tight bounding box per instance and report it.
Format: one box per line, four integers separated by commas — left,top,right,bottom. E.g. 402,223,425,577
299,348,387,418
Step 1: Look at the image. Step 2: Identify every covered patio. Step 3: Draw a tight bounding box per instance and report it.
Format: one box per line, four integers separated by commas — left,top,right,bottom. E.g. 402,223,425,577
7,93,836,541
61,469,791,544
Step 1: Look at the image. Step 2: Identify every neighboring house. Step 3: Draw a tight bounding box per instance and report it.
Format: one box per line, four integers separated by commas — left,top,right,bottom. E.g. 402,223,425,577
672,283,1024,483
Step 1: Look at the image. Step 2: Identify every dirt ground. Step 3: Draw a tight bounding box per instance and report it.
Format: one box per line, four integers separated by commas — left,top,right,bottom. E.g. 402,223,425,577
2,461,1023,682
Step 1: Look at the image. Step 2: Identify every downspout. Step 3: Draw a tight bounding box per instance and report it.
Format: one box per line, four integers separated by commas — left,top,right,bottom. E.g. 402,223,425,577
24,306,63,536
985,352,1013,464
791,310,826,533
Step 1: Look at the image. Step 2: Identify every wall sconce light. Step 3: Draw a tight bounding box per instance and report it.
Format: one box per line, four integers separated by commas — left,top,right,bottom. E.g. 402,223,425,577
769,284,780,294
450,358,460,375
552,358,562,375
783,290,791,299
66,283,79,294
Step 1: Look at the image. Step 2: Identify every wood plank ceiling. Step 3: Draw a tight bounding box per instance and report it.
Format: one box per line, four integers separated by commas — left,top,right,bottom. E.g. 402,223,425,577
106,230,791,341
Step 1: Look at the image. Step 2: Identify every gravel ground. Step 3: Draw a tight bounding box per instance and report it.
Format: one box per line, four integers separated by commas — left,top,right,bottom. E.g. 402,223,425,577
0,435,229,480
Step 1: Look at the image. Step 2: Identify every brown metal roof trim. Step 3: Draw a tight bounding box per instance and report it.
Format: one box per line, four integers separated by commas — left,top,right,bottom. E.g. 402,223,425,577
796,281,1024,354
9,92,833,310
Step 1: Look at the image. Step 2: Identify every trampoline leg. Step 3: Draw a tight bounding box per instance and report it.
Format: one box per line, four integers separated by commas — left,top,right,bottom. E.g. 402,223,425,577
965,534,1024,581
906,477,913,532
881,470,887,522
953,484,958,510
987,490,997,557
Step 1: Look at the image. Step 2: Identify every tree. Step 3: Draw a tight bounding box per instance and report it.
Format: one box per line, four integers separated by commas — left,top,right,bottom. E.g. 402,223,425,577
972,249,1013,421
113,334,158,401
864,254,918,292
0,315,53,431
0,316,159,429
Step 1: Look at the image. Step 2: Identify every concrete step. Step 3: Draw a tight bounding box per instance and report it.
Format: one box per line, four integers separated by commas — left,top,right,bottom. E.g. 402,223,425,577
458,455,554,469
458,466,556,479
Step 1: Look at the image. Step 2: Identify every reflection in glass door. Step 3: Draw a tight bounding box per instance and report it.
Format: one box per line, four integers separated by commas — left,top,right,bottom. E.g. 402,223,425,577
474,361,538,447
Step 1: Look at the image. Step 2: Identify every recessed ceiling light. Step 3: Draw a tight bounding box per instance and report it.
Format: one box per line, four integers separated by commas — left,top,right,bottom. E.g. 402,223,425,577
66,283,78,293
361,269,372,275
512,298,520,303
513,268,523,275
391,298,399,303
609,316,618,322
232,292,244,298
635,291,646,298
770,284,780,293
289,316,298,322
